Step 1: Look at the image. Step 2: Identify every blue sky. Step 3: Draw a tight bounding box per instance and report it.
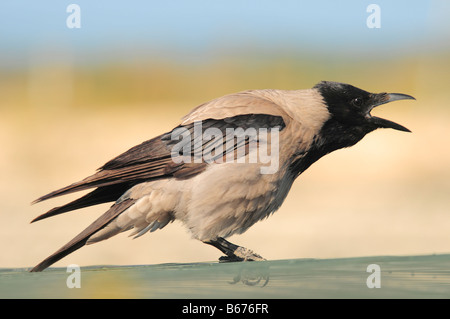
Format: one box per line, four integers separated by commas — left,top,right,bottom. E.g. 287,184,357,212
0,1,449,68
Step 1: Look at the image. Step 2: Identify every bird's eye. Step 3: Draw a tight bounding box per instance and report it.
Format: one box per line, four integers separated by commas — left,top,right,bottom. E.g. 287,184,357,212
352,98,363,107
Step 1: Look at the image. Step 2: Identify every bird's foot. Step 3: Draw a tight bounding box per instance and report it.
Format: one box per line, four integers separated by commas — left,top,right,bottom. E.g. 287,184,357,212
204,237,266,263
219,246,266,263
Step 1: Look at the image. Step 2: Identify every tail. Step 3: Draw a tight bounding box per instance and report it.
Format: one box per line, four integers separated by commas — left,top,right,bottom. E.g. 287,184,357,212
29,199,136,272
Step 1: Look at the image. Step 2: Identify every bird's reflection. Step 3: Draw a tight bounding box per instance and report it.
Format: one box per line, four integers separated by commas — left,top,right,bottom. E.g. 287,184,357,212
227,262,270,287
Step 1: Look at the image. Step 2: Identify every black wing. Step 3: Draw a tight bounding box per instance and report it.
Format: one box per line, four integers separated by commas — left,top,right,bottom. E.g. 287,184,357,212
32,114,285,222
30,114,285,271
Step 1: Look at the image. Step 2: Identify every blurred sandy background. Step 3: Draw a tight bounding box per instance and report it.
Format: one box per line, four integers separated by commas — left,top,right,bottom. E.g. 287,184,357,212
1,1,450,269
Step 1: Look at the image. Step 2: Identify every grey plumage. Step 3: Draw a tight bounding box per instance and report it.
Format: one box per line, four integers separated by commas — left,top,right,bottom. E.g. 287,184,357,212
30,81,414,272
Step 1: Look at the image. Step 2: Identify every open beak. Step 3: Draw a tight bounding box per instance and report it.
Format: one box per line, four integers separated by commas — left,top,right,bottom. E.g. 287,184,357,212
369,93,415,132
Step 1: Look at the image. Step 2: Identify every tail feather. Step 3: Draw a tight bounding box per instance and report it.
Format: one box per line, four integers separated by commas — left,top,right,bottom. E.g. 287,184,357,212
29,199,136,272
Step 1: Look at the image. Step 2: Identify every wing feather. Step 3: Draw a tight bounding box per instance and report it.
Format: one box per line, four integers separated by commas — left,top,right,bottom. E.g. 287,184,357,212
32,114,286,217
31,97,289,271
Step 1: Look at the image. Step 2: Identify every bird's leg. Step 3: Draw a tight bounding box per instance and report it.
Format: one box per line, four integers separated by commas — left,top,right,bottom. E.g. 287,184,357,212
204,237,266,262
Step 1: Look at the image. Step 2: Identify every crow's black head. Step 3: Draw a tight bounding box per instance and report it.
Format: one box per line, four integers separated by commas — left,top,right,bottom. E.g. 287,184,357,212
314,81,414,133
311,81,415,156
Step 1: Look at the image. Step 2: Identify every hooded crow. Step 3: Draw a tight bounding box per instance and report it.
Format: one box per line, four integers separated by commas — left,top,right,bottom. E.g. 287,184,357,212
30,81,414,272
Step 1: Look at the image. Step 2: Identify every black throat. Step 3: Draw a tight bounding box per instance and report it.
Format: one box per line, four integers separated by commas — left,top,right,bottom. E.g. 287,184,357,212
288,117,371,178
